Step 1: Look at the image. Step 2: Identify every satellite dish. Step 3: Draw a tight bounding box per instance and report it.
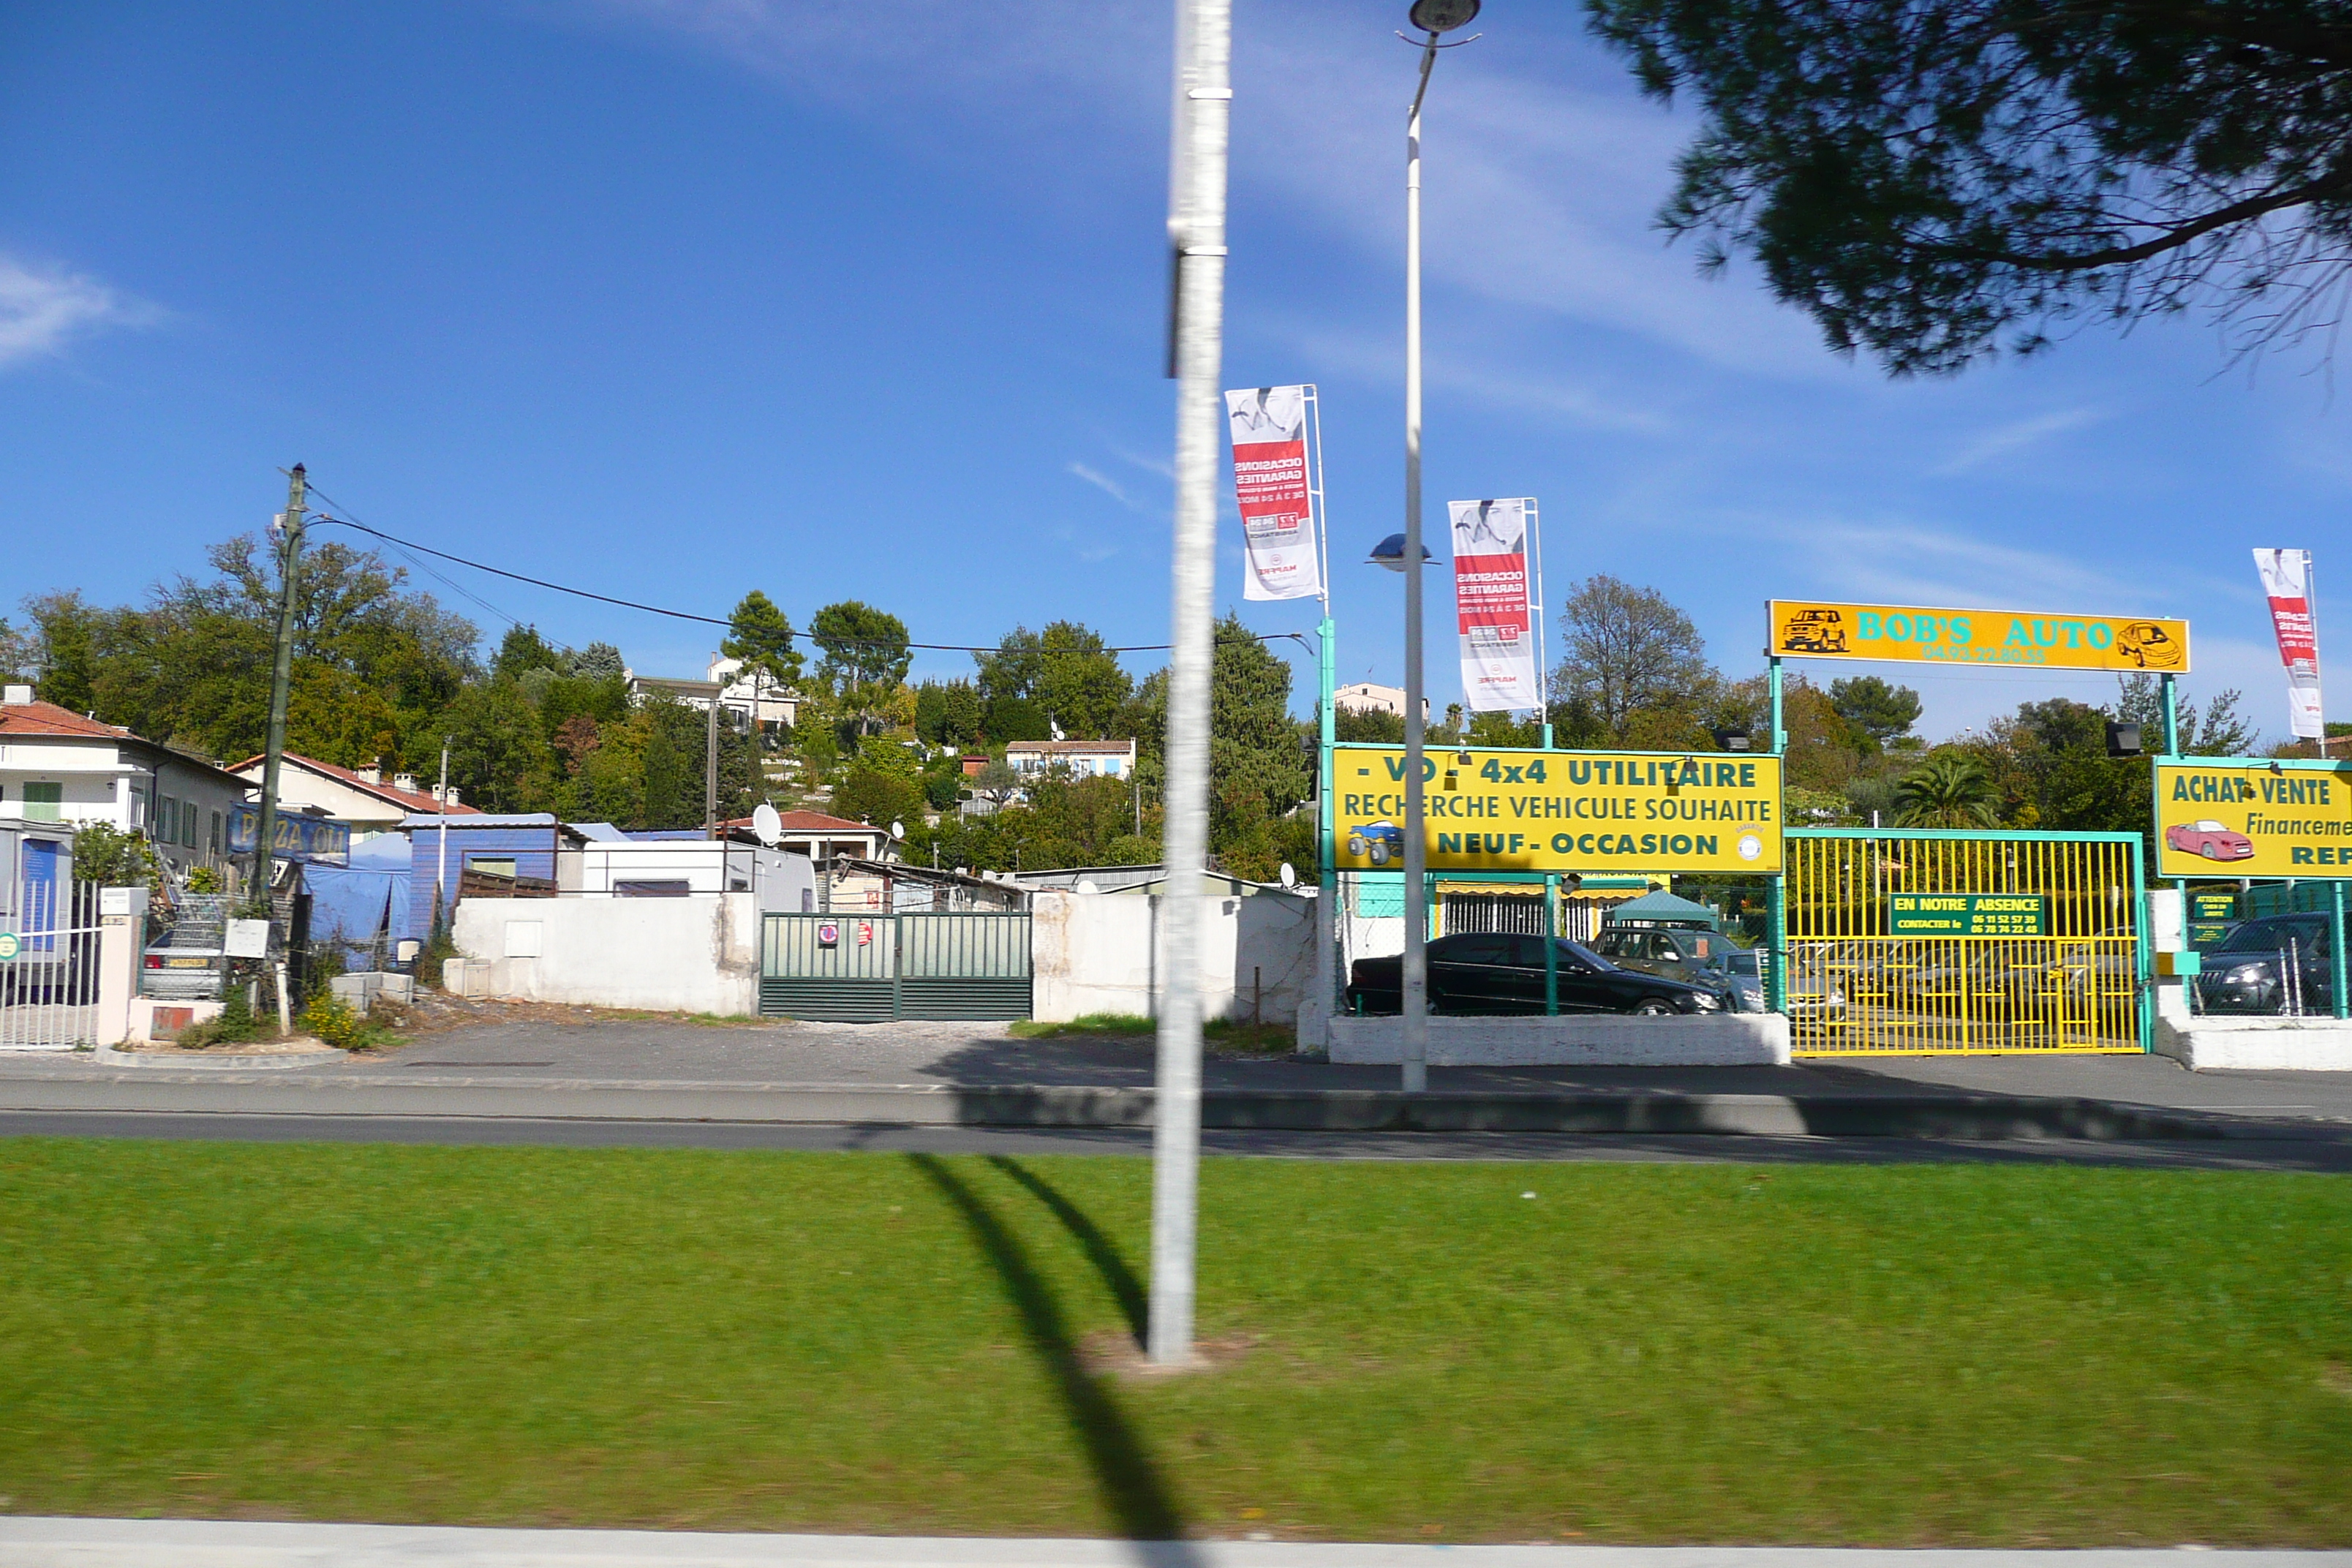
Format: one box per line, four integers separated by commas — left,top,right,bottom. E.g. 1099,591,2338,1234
890,820,907,841
1076,879,1101,894
751,802,783,846
1279,862,1298,890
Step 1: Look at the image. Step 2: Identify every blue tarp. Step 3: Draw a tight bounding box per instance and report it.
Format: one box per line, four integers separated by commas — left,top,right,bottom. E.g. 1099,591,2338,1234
303,834,413,948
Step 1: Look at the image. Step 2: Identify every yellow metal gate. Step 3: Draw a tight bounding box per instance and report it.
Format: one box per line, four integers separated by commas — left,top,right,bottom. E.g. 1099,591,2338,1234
1784,830,2146,1055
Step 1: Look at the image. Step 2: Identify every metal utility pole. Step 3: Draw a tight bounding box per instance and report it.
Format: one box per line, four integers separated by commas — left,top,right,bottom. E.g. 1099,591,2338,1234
251,464,307,910
1150,0,1232,1370
1398,0,1480,1092
435,738,451,929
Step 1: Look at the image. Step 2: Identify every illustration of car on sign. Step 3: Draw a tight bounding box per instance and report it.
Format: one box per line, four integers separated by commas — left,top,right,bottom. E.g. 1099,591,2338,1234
2166,820,2255,862
1346,821,1404,866
2117,621,2182,668
1779,608,1847,653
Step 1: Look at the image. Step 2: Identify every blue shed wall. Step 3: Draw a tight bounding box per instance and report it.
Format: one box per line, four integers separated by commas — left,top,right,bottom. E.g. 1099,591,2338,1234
402,826,566,942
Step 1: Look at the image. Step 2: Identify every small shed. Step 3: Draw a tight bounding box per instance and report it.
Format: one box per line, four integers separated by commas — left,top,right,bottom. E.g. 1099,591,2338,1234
1600,889,1723,932
400,814,587,941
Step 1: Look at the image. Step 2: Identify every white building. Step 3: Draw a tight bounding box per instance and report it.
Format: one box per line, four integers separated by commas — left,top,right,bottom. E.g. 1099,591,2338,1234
228,752,476,843
0,689,252,876
560,828,815,912
627,657,800,730
1006,739,1138,780
1334,682,1428,722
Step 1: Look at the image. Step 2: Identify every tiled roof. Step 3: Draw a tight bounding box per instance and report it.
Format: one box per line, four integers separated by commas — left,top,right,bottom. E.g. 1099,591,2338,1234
0,700,129,740
228,751,481,816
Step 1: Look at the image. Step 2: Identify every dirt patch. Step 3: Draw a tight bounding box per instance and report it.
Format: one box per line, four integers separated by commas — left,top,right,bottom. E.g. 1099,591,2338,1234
1078,1327,1260,1381
127,1036,336,1057
348,991,776,1054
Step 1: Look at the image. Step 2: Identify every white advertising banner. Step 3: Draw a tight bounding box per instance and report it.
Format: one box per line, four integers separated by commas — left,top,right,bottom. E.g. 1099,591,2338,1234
1225,385,1322,601
2254,547,2325,739
1450,498,1539,711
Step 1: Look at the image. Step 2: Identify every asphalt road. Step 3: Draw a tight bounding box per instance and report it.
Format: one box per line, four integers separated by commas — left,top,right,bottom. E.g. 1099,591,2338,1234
7,1108,2352,1170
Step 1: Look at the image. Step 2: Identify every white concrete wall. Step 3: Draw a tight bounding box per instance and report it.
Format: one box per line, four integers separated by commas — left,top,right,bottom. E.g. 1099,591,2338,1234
1030,887,1319,1024
453,894,762,1015
1326,1013,1792,1066
2154,1015,2352,1071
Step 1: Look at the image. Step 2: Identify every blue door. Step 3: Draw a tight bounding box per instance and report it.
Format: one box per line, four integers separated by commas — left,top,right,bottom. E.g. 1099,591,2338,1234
20,837,59,951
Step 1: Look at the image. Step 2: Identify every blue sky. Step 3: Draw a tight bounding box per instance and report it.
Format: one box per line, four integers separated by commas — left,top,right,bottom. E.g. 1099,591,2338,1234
3,0,2344,745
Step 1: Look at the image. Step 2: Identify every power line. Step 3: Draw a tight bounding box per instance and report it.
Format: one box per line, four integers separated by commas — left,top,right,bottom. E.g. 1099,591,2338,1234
302,500,1310,658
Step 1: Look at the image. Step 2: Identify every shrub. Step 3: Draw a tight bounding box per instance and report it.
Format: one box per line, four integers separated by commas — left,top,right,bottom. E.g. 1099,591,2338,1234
298,990,378,1052
176,988,263,1049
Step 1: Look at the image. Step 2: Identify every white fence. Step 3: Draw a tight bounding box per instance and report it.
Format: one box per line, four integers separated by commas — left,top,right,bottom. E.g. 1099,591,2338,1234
0,877,104,1049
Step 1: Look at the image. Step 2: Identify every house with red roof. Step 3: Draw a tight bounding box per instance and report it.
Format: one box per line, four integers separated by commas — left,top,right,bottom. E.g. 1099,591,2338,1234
227,752,478,844
0,684,252,875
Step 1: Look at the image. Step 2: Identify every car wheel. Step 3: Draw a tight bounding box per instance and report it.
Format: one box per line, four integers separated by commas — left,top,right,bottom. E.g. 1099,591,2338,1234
1632,997,1676,1016
1346,834,1368,858
1368,841,1390,866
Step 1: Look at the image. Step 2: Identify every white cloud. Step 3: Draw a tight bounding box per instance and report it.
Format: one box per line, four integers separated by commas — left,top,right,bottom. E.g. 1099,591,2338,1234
583,0,1840,380
1934,407,2108,475
0,255,152,369
1066,460,1135,508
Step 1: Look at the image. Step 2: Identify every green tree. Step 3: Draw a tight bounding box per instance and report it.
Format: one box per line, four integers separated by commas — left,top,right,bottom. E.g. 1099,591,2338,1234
73,822,157,886
1828,676,1923,752
915,679,985,747
1893,750,2000,827
492,625,565,680
810,601,911,692
19,593,108,715
832,766,927,834
975,622,1133,739
1553,576,1716,742
569,641,627,679
1330,704,1405,744
1584,0,2352,373
722,590,804,693
441,679,554,813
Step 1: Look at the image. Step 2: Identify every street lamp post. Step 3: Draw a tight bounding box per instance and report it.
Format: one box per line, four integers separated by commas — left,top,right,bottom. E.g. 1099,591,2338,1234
1399,0,1480,1094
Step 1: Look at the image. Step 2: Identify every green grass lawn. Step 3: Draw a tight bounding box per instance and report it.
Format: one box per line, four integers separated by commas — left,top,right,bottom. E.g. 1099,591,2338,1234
2,1139,2348,1545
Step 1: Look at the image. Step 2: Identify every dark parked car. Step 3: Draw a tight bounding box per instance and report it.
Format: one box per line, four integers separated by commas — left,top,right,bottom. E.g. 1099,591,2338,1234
2195,915,2336,1014
1347,932,1731,1016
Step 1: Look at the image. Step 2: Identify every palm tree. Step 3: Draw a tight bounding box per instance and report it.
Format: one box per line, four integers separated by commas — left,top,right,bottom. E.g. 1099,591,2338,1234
1893,750,1999,828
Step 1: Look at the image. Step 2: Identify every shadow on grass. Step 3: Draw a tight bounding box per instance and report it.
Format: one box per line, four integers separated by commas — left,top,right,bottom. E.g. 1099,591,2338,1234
910,1154,1194,1553
989,1156,1147,1349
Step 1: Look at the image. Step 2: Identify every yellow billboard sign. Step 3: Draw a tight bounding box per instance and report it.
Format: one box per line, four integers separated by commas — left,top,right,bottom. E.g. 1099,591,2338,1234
1331,745,1784,875
2154,758,2352,879
1768,600,2190,673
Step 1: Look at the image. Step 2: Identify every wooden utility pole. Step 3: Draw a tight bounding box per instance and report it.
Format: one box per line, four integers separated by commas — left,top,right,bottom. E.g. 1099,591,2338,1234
251,465,306,908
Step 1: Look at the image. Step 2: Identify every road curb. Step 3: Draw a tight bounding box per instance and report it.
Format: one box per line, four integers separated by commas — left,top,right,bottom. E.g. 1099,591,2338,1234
0,1077,2340,1142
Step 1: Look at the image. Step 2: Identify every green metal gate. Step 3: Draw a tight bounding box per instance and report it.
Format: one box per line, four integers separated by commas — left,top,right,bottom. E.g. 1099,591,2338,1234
759,912,1031,1022
1783,829,2148,1055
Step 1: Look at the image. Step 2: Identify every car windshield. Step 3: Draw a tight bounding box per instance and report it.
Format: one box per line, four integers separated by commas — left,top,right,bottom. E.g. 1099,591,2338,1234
1551,938,1613,971
2212,919,2325,954
1725,951,1759,976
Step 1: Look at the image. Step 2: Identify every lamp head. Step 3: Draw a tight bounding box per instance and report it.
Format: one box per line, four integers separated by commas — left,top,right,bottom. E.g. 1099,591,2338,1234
1367,532,1433,572
1408,0,1482,32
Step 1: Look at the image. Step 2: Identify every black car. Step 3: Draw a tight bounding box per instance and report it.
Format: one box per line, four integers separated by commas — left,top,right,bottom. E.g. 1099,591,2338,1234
2195,915,2337,1014
1347,932,1732,1017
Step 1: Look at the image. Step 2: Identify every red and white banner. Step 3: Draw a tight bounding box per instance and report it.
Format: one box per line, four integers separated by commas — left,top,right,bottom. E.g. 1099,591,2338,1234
2254,548,2324,739
1450,498,1539,712
1225,385,1322,602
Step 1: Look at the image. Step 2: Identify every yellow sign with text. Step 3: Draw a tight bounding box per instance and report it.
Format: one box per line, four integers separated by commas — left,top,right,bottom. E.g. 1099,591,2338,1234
2154,758,2352,879
1331,746,1784,875
1768,600,2190,674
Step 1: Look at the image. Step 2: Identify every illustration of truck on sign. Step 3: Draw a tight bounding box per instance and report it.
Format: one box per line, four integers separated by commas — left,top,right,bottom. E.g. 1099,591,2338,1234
1346,821,1405,866
1779,607,1847,654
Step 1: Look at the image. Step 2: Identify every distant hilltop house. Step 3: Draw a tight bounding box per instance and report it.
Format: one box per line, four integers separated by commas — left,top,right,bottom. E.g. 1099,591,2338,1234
230,753,477,845
1334,682,1428,722
1006,739,1137,780
1,687,251,876
627,655,800,731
